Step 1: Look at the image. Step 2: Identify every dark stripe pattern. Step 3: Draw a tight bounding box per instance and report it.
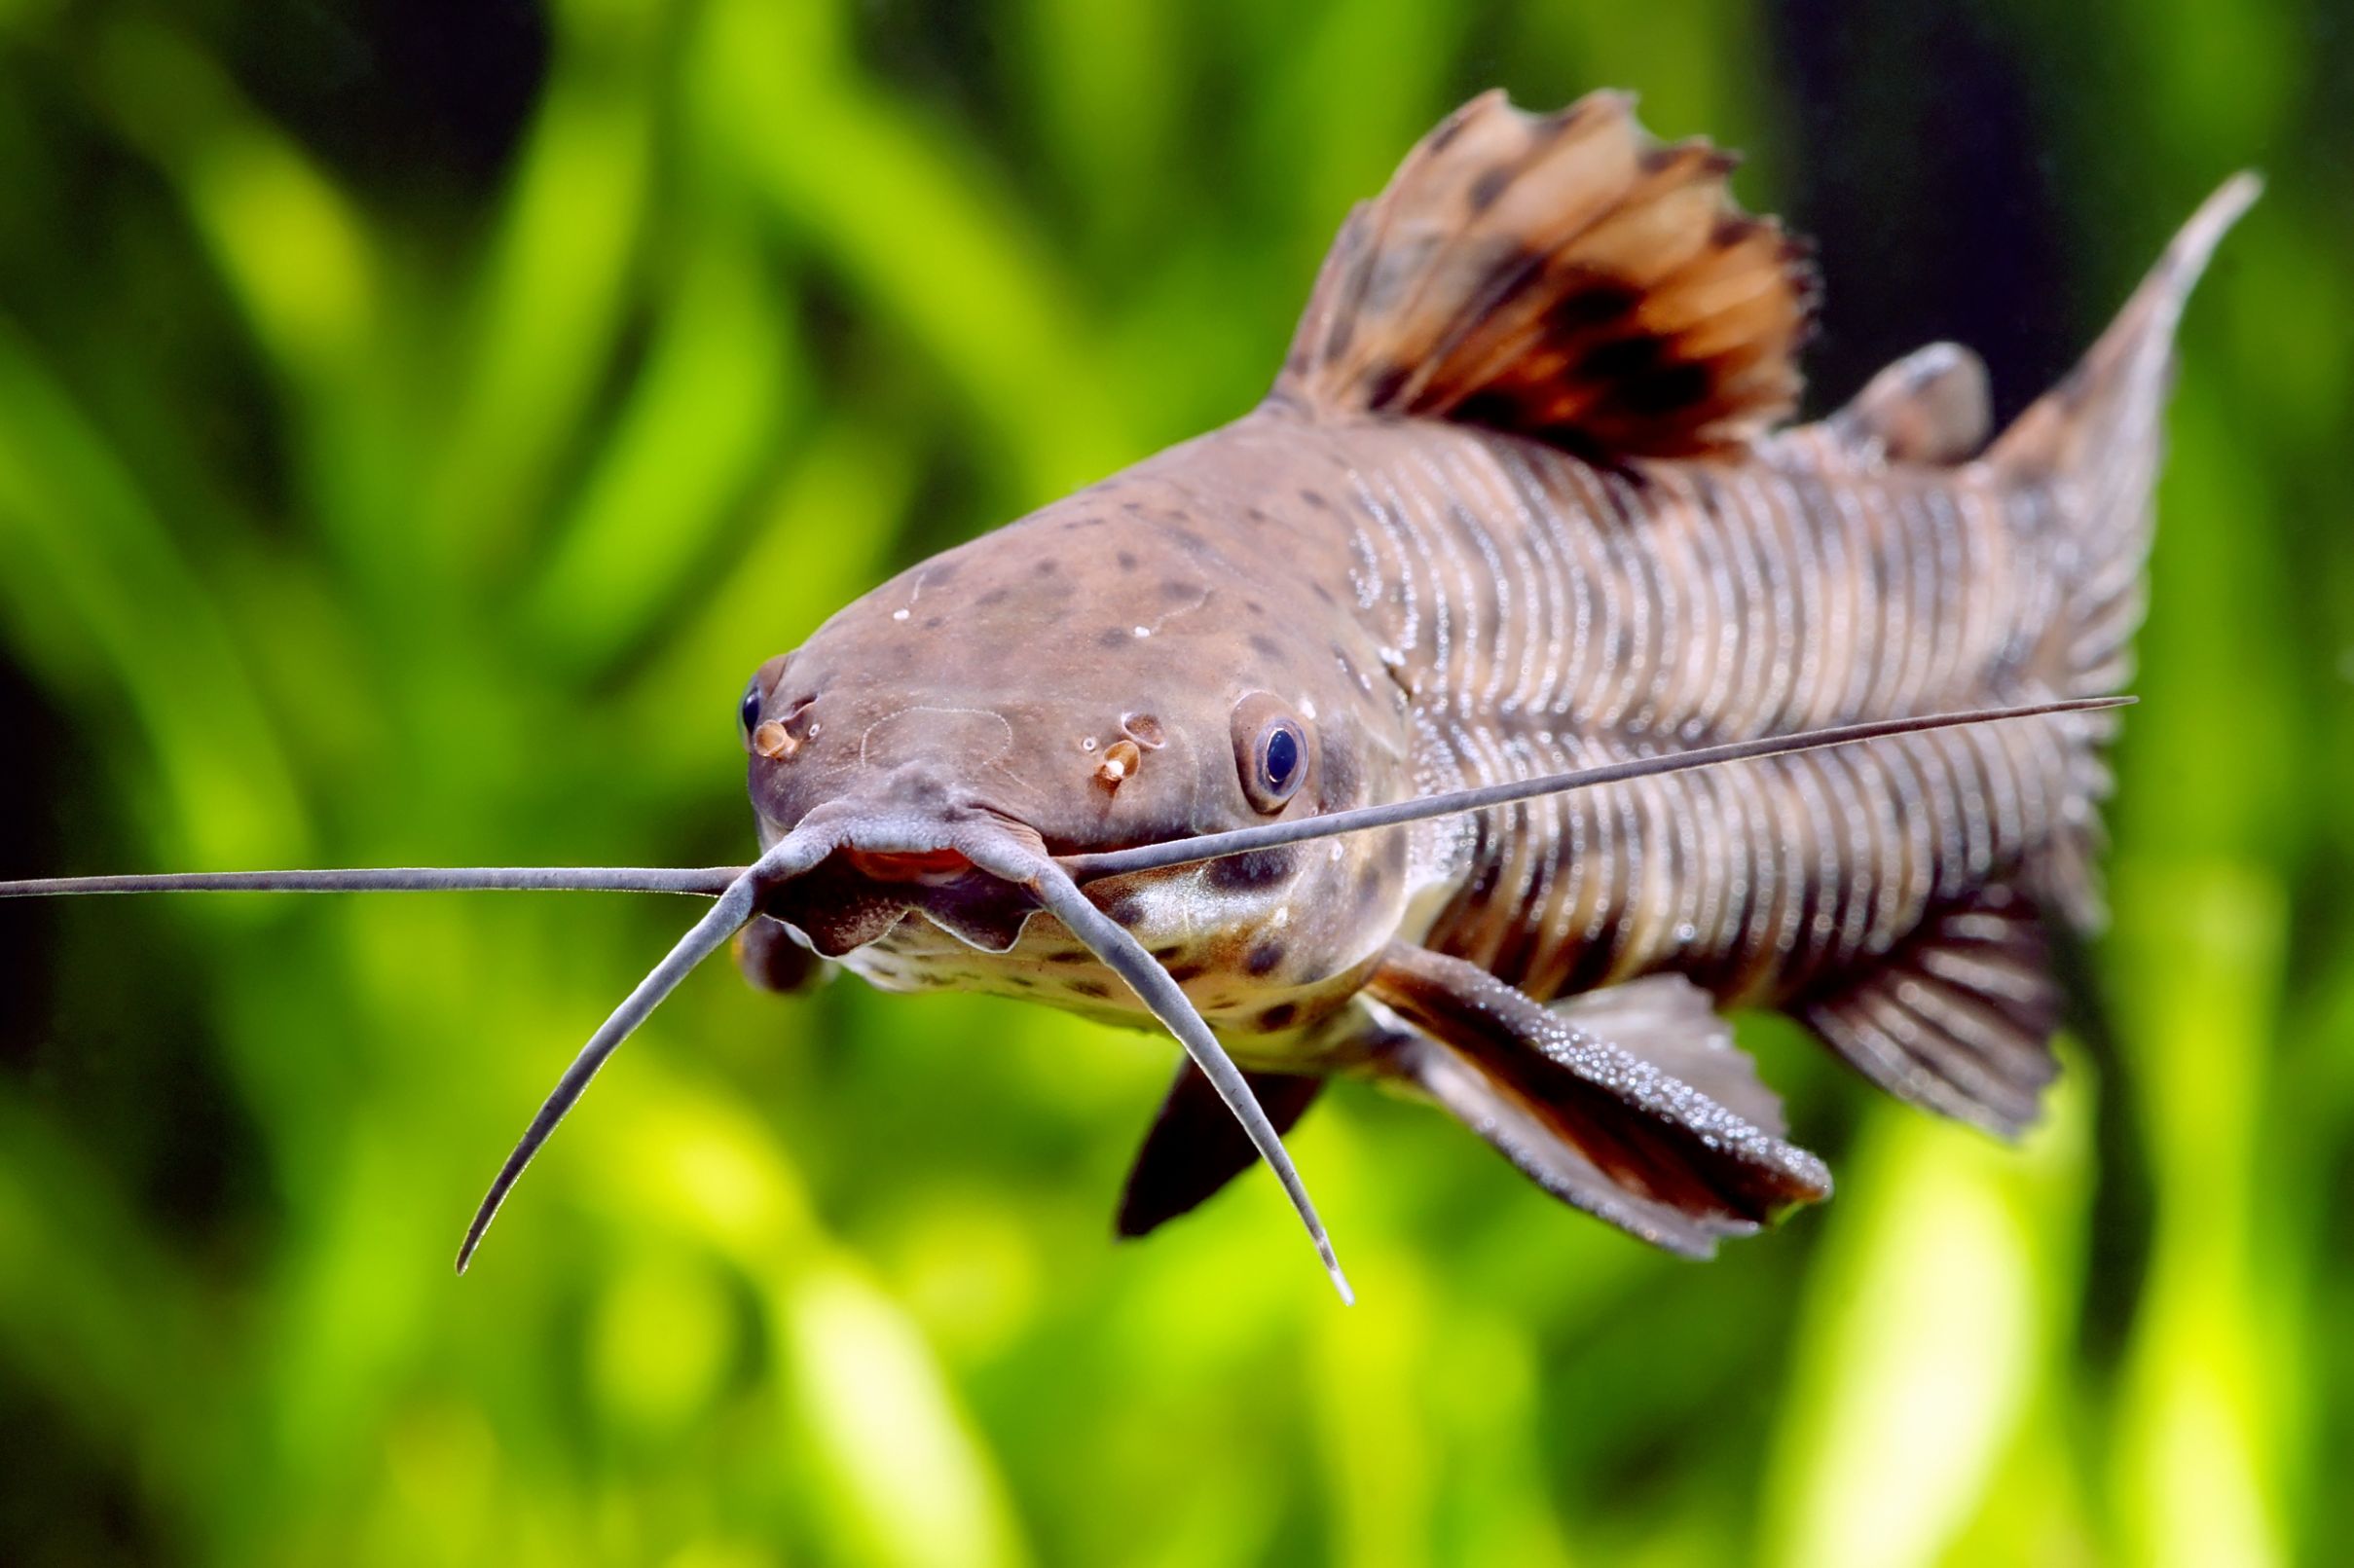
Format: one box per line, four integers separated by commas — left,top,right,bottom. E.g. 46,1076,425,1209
1313,417,2120,1008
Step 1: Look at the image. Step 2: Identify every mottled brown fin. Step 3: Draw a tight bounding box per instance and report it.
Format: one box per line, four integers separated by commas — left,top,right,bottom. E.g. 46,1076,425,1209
1273,90,1817,458
1115,1063,1322,1238
1822,342,1991,465
1370,943,1828,1258
1798,886,2062,1137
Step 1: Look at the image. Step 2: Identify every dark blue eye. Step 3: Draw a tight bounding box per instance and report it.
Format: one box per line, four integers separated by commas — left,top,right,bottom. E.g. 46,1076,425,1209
739,677,765,737
1262,725,1302,792
1232,693,1312,813
1253,719,1306,808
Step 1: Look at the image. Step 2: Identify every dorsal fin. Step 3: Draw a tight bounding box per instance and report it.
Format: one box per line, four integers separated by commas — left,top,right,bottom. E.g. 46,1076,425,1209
1272,90,1818,458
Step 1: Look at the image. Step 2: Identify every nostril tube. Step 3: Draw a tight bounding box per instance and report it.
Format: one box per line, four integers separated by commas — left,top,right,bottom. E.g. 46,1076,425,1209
753,720,799,760
1094,738,1143,789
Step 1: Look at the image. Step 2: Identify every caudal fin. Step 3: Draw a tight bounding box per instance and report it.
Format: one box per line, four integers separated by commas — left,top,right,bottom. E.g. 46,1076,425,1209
1990,173,2260,701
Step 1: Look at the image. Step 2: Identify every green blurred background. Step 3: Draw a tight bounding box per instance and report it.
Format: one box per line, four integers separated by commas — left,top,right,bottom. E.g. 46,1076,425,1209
1,1,2347,1563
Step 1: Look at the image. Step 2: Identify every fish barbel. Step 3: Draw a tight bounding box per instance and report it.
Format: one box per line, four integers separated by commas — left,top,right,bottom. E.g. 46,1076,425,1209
3,91,2253,1293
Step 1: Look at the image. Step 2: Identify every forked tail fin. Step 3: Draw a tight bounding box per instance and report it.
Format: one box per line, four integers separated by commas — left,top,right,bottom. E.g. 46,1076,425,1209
1990,173,2259,701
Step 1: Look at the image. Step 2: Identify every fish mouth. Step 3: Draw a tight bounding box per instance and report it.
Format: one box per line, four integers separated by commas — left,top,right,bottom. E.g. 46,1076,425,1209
755,810,1046,957
842,846,978,886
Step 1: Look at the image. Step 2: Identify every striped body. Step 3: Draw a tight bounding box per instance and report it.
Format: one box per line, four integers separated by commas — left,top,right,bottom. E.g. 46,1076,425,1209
1267,414,2120,1012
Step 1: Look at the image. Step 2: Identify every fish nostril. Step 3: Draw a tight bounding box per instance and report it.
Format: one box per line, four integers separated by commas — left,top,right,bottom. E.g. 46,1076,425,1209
1121,712,1166,749
752,720,799,760
1094,738,1143,789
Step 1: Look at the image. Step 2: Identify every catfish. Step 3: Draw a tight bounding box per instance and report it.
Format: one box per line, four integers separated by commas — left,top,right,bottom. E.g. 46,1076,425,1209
3,91,2253,1298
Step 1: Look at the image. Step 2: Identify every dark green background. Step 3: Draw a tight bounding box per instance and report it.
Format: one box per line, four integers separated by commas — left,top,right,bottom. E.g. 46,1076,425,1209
2,2,2345,1564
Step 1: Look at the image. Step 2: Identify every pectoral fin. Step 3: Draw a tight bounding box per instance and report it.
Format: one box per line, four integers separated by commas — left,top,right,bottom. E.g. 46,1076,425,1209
1553,972,1790,1135
1369,944,1829,1258
1115,1062,1323,1238
732,914,828,994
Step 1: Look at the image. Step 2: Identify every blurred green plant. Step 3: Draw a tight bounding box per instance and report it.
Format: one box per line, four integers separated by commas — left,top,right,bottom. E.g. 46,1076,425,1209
0,1,2346,1565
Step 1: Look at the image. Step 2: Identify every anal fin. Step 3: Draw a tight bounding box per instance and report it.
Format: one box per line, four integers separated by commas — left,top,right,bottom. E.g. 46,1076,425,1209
1796,885,2063,1137
1370,944,1829,1258
1115,1062,1322,1239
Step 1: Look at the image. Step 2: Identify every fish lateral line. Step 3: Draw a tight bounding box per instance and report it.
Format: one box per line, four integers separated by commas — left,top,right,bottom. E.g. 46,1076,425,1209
1057,697,2135,881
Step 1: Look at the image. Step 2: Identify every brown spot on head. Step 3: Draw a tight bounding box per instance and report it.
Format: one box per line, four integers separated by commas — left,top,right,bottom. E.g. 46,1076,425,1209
1097,626,1135,650
1258,1003,1298,1031
1245,939,1284,977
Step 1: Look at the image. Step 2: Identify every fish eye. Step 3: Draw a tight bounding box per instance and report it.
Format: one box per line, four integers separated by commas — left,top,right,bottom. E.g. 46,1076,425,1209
1231,692,1312,813
738,654,796,747
738,676,765,739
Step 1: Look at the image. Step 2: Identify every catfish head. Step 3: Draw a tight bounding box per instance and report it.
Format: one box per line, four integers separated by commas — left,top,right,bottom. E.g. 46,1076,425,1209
738,466,1421,1051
